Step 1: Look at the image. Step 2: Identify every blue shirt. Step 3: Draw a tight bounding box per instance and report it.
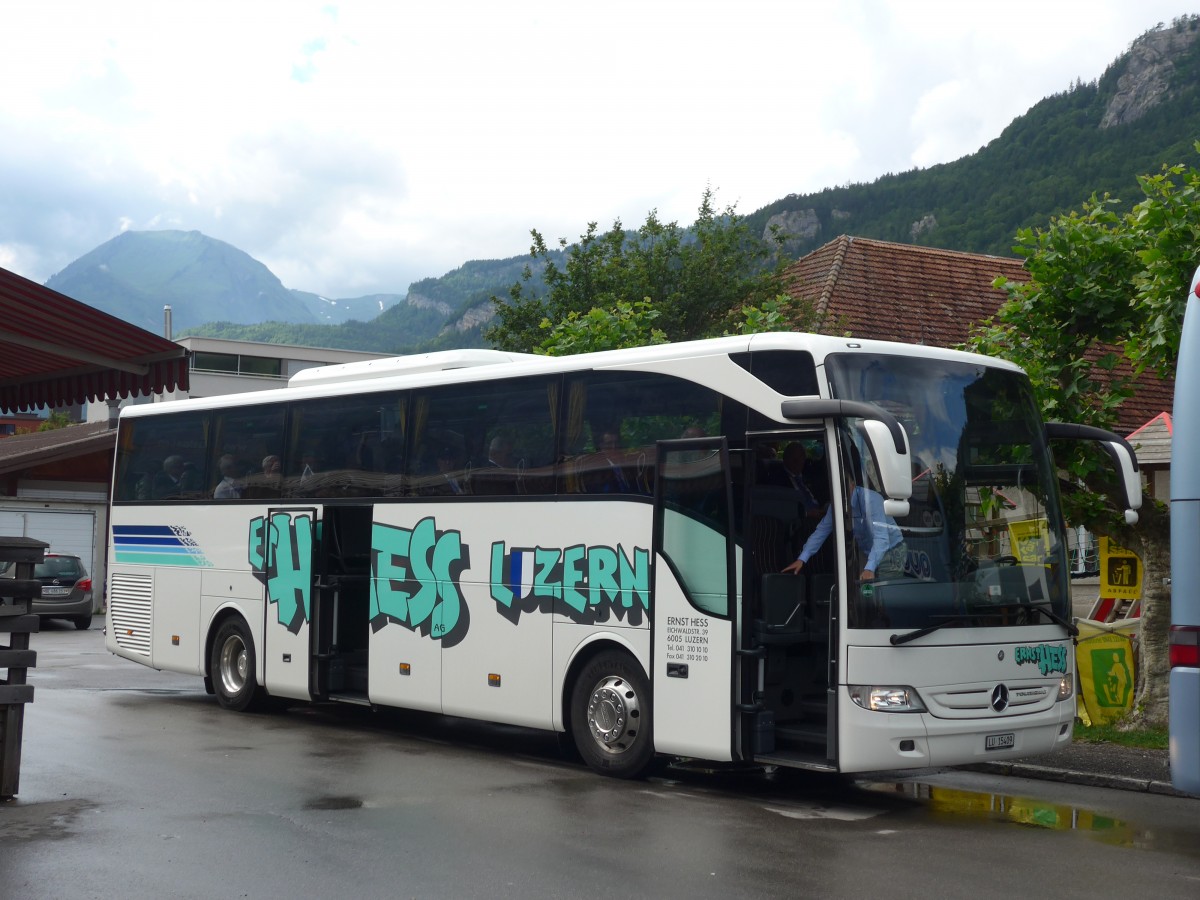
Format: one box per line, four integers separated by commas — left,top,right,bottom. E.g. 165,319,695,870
798,485,903,572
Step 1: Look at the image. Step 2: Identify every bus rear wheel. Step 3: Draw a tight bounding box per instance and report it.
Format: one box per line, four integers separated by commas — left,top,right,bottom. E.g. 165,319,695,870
570,650,654,778
211,617,262,712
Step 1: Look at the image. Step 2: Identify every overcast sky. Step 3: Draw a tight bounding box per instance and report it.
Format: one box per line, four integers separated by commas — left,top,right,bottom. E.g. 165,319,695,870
0,1,1193,299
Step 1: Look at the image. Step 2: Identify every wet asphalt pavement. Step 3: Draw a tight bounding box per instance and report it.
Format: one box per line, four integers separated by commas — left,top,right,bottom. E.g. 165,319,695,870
3,622,1199,899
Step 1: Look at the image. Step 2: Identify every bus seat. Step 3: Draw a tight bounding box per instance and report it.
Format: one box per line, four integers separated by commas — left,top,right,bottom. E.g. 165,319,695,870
997,565,1032,604
755,574,809,644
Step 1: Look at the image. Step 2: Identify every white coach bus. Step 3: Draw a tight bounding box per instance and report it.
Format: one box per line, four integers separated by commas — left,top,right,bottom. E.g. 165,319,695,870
105,333,1141,778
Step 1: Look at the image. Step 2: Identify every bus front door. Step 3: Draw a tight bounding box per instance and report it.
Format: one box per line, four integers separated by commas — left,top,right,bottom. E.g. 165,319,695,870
257,506,318,702
651,439,739,762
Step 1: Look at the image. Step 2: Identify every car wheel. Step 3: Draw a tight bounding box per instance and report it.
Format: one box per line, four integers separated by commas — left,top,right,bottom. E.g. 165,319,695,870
73,615,92,630
569,649,654,778
210,617,264,711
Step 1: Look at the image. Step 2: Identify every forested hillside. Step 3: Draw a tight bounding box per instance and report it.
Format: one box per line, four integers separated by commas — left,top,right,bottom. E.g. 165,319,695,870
749,17,1200,258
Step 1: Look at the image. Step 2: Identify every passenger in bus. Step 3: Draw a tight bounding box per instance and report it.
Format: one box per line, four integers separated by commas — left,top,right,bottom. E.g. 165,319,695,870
152,455,187,499
434,444,467,494
768,443,823,515
486,435,516,468
213,454,242,499
586,430,631,493
781,463,906,583
759,442,826,567
181,461,202,493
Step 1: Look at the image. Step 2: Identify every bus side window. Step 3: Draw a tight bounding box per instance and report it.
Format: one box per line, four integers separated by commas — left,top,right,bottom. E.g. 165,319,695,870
409,376,557,498
561,371,724,497
115,411,210,502
284,391,406,499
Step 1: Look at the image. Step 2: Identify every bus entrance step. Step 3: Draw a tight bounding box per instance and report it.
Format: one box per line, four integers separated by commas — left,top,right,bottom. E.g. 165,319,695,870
327,692,373,707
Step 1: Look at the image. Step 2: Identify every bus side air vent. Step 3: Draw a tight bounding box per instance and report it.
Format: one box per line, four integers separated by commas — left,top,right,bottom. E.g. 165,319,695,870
110,572,153,657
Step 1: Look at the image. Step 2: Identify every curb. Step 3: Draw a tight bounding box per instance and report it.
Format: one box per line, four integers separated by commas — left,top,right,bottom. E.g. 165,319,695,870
966,761,1197,798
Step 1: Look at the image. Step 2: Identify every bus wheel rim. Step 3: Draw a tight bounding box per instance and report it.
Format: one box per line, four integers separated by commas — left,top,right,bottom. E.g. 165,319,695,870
219,635,248,696
586,675,640,754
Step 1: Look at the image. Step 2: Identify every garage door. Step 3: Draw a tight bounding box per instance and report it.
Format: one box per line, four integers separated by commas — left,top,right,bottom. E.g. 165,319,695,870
0,508,96,575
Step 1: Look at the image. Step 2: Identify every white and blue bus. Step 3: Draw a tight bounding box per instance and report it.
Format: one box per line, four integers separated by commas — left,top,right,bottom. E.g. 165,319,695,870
105,333,1140,778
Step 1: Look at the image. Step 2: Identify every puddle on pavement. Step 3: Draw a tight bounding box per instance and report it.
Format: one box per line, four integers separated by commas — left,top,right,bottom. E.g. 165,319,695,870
858,781,1145,845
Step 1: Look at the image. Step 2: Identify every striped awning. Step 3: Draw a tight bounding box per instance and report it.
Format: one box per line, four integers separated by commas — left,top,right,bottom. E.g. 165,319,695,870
0,266,189,412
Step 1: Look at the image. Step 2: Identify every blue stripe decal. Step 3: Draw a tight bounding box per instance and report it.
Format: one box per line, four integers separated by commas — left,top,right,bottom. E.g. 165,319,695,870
115,551,212,567
112,525,213,568
113,525,178,536
113,535,188,547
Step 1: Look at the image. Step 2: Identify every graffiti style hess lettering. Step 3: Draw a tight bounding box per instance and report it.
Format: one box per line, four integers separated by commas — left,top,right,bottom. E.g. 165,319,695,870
370,517,469,642
248,512,313,634
490,541,650,624
1014,643,1069,676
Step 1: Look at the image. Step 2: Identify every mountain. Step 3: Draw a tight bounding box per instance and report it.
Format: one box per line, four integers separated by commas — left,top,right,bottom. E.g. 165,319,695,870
45,230,405,333
46,230,314,332
290,289,406,325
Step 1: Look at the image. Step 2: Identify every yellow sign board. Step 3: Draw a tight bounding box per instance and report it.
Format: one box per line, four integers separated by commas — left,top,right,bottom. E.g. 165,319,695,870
1076,631,1135,725
1003,520,1051,564
1099,536,1141,600
1008,518,1050,563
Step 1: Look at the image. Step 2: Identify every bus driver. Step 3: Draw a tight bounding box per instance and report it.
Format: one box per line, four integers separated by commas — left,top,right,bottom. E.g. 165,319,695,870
782,456,906,582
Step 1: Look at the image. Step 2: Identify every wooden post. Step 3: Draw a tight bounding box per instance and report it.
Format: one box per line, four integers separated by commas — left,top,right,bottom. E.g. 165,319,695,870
0,536,46,800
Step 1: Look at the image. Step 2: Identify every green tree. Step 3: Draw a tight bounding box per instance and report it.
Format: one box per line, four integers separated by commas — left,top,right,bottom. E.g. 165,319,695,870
967,158,1200,725
537,299,668,356
486,188,794,352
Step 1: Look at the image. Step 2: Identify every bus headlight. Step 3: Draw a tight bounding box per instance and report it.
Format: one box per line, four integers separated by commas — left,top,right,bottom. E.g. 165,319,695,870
848,685,927,712
1057,674,1074,701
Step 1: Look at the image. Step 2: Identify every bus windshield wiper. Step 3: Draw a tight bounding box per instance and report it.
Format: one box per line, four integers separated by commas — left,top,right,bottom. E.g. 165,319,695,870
890,613,977,646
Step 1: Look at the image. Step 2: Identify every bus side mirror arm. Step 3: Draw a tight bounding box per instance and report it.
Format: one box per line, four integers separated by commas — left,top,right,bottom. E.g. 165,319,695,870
780,399,906,454
1044,422,1142,525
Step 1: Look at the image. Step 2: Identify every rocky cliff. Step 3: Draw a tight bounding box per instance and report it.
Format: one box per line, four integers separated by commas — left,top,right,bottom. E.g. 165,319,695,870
1101,19,1200,128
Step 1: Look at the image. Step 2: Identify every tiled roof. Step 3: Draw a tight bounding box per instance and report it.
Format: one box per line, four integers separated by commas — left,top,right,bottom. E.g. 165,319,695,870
782,235,1174,433
0,420,116,477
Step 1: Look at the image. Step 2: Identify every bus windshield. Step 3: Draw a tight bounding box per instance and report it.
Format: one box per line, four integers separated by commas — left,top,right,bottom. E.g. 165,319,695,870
826,353,1071,632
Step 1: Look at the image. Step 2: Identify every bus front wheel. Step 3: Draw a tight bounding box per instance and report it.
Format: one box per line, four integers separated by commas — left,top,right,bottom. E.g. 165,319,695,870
570,650,654,778
211,617,262,712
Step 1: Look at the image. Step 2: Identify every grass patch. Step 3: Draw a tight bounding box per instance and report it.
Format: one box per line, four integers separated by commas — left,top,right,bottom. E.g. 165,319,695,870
1073,721,1169,750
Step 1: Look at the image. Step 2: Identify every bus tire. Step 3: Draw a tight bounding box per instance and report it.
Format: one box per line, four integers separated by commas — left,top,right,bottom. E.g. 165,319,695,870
570,650,654,779
210,617,262,712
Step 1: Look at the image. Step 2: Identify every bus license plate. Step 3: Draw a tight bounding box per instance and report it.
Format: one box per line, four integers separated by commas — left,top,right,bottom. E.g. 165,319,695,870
985,732,1015,751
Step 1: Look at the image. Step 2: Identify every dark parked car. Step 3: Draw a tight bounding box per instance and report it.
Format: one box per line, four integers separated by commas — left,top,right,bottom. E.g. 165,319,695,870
0,552,94,629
